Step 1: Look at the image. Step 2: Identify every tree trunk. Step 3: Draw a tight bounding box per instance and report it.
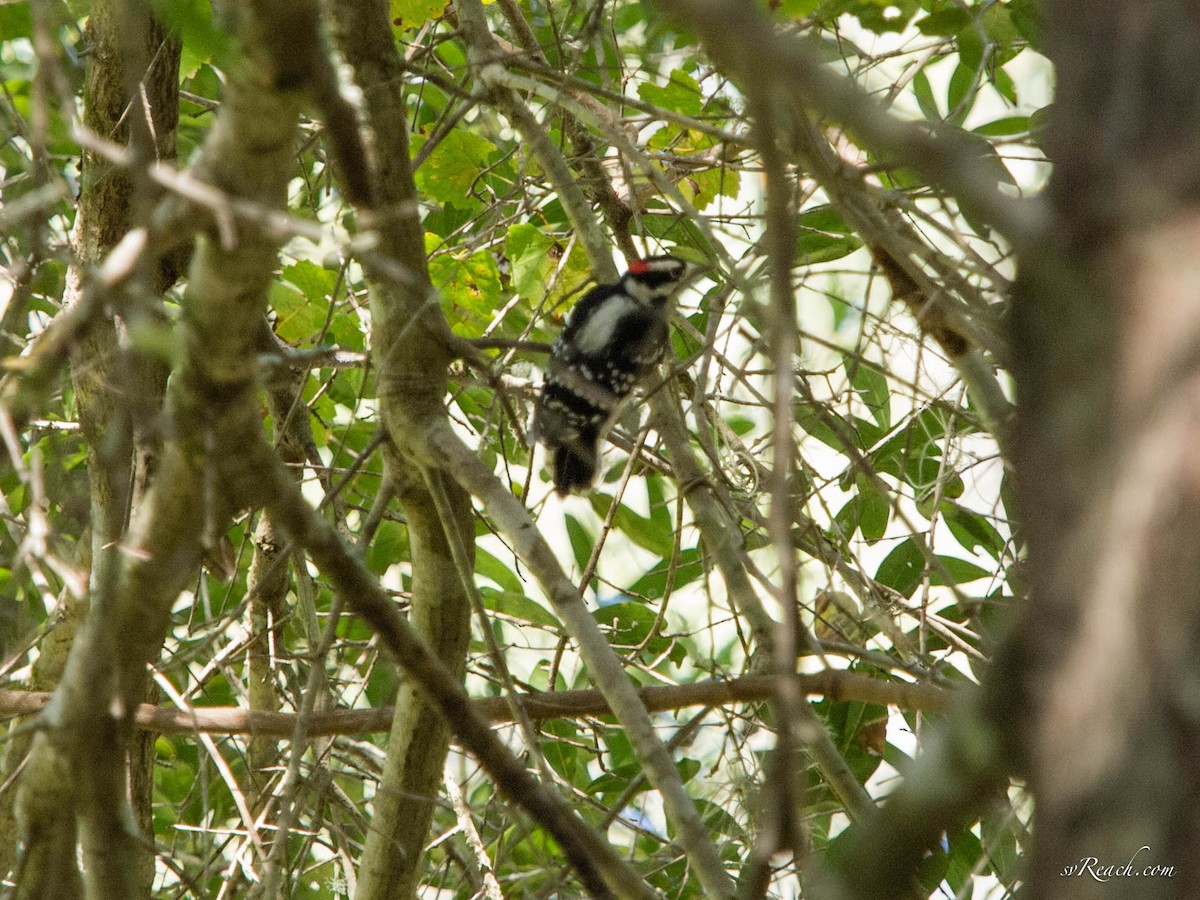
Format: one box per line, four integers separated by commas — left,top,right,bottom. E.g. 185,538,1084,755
1008,3,1200,896
324,3,476,893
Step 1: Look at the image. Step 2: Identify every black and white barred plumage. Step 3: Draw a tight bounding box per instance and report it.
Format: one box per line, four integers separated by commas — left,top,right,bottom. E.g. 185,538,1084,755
532,256,693,494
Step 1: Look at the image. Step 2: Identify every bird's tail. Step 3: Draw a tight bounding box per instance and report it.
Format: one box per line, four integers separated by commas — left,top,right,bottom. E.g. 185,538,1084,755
552,426,599,495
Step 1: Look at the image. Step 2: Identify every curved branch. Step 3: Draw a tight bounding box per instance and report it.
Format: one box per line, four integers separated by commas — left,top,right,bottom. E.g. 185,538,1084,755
15,0,304,894
324,4,479,896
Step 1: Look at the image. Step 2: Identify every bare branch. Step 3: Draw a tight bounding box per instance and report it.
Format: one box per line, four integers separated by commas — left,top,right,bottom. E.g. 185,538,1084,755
0,672,951,735
421,416,738,899
654,0,1046,252
452,0,618,281
257,440,658,900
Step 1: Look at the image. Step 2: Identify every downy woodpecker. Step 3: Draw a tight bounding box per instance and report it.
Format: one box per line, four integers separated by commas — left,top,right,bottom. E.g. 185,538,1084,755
532,256,693,494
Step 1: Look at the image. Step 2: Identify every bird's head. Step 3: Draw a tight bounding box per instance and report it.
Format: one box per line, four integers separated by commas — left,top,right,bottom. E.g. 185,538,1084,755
621,255,699,304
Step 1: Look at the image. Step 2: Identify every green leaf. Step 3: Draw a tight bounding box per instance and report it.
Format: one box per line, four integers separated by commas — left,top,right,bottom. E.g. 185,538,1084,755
681,163,741,211
692,798,747,841
528,660,569,693
1029,104,1052,148
429,248,502,332
982,5,1021,48
845,357,891,429
945,829,985,894
835,485,888,543
915,8,971,36
957,20,985,73
150,0,229,77
833,497,858,541
413,129,497,205
0,3,32,39
475,546,524,593
282,260,336,301
1009,0,1044,49
637,68,704,116
628,548,704,597
858,488,890,542
269,282,326,343
541,719,581,781
775,0,821,17
973,115,1030,137
988,63,1019,105
677,757,702,784
845,0,918,34
960,131,1015,186
942,503,1005,560
390,0,444,30
796,401,881,456
505,223,556,301
366,663,400,709
646,476,672,534
593,601,670,655
640,210,715,258
828,291,856,331
932,555,990,587
589,494,674,557
157,759,196,803
796,206,863,264
876,538,925,598
817,697,886,784
867,406,954,489
481,588,560,628
564,514,594,575
796,401,845,451
982,806,1022,886
603,728,639,776
328,305,365,352
917,840,951,892
587,771,642,802
912,68,941,123
946,62,980,127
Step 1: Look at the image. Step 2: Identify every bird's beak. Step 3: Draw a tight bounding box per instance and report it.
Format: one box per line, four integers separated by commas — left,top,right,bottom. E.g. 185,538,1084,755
682,261,708,288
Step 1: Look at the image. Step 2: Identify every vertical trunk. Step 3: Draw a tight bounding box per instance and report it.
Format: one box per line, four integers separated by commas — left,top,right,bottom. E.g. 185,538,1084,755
1007,4,1200,896
356,462,473,898
10,0,180,893
324,3,476,894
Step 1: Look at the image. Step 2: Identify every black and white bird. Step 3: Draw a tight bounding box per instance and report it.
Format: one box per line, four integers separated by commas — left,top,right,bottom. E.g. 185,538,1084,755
532,256,694,494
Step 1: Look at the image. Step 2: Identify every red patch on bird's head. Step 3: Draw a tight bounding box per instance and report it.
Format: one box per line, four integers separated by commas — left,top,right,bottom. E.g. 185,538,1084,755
629,259,651,274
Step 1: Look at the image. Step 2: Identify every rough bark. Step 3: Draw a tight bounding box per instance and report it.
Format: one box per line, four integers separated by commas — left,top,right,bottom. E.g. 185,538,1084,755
1004,4,1200,896
243,369,311,808
802,3,1200,898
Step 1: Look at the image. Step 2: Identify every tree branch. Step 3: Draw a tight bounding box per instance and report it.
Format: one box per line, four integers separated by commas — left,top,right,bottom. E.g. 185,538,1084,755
256,438,657,900
653,0,1045,254
452,0,618,281
325,2,478,894
0,672,951,736
420,416,738,899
